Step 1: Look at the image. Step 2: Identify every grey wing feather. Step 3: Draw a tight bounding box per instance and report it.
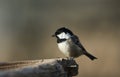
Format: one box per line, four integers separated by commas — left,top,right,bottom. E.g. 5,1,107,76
71,35,86,51
71,35,97,60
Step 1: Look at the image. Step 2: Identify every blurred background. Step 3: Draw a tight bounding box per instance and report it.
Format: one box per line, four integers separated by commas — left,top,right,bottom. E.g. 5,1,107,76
0,0,120,77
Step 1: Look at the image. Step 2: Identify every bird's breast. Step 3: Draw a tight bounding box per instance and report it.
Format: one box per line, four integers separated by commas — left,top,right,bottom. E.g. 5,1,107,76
58,41,70,57
57,40,83,57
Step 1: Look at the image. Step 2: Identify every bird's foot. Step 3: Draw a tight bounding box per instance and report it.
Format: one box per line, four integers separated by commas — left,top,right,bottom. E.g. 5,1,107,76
67,57,74,60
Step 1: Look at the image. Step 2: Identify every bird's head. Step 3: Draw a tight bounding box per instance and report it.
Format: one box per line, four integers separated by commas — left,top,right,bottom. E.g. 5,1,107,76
52,27,73,40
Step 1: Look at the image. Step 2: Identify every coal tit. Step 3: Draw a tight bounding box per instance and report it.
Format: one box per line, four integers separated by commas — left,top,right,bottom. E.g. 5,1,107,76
52,27,97,60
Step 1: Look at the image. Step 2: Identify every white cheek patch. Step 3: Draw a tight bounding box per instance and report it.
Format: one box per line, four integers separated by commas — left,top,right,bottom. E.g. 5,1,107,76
57,32,71,39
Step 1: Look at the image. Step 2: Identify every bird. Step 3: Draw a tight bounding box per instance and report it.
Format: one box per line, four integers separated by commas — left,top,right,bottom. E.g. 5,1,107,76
52,27,97,60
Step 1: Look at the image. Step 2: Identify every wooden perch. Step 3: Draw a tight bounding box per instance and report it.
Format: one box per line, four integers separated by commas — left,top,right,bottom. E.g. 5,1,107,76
0,58,78,77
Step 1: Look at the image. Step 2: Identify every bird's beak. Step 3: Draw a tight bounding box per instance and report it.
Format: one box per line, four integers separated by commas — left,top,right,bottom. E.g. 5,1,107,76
52,34,55,37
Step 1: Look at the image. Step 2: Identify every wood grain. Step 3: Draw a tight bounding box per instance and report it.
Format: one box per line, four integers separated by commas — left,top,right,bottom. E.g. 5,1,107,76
0,58,78,77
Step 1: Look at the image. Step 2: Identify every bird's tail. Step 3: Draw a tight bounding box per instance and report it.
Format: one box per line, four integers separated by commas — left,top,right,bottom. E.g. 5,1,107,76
84,52,97,60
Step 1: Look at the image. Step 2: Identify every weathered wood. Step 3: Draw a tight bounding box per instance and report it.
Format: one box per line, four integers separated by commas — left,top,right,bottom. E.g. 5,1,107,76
0,58,78,77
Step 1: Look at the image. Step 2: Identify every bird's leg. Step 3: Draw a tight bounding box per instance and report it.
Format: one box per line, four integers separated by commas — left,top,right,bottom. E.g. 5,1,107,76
67,57,74,60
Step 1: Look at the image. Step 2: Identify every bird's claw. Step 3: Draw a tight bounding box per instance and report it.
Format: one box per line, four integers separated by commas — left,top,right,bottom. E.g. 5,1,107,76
67,57,74,60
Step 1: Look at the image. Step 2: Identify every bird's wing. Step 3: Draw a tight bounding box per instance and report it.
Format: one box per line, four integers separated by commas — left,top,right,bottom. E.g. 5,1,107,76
71,35,86,51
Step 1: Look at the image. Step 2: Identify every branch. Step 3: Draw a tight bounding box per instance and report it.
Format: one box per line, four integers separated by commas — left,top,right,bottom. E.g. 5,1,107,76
0,58,78,77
